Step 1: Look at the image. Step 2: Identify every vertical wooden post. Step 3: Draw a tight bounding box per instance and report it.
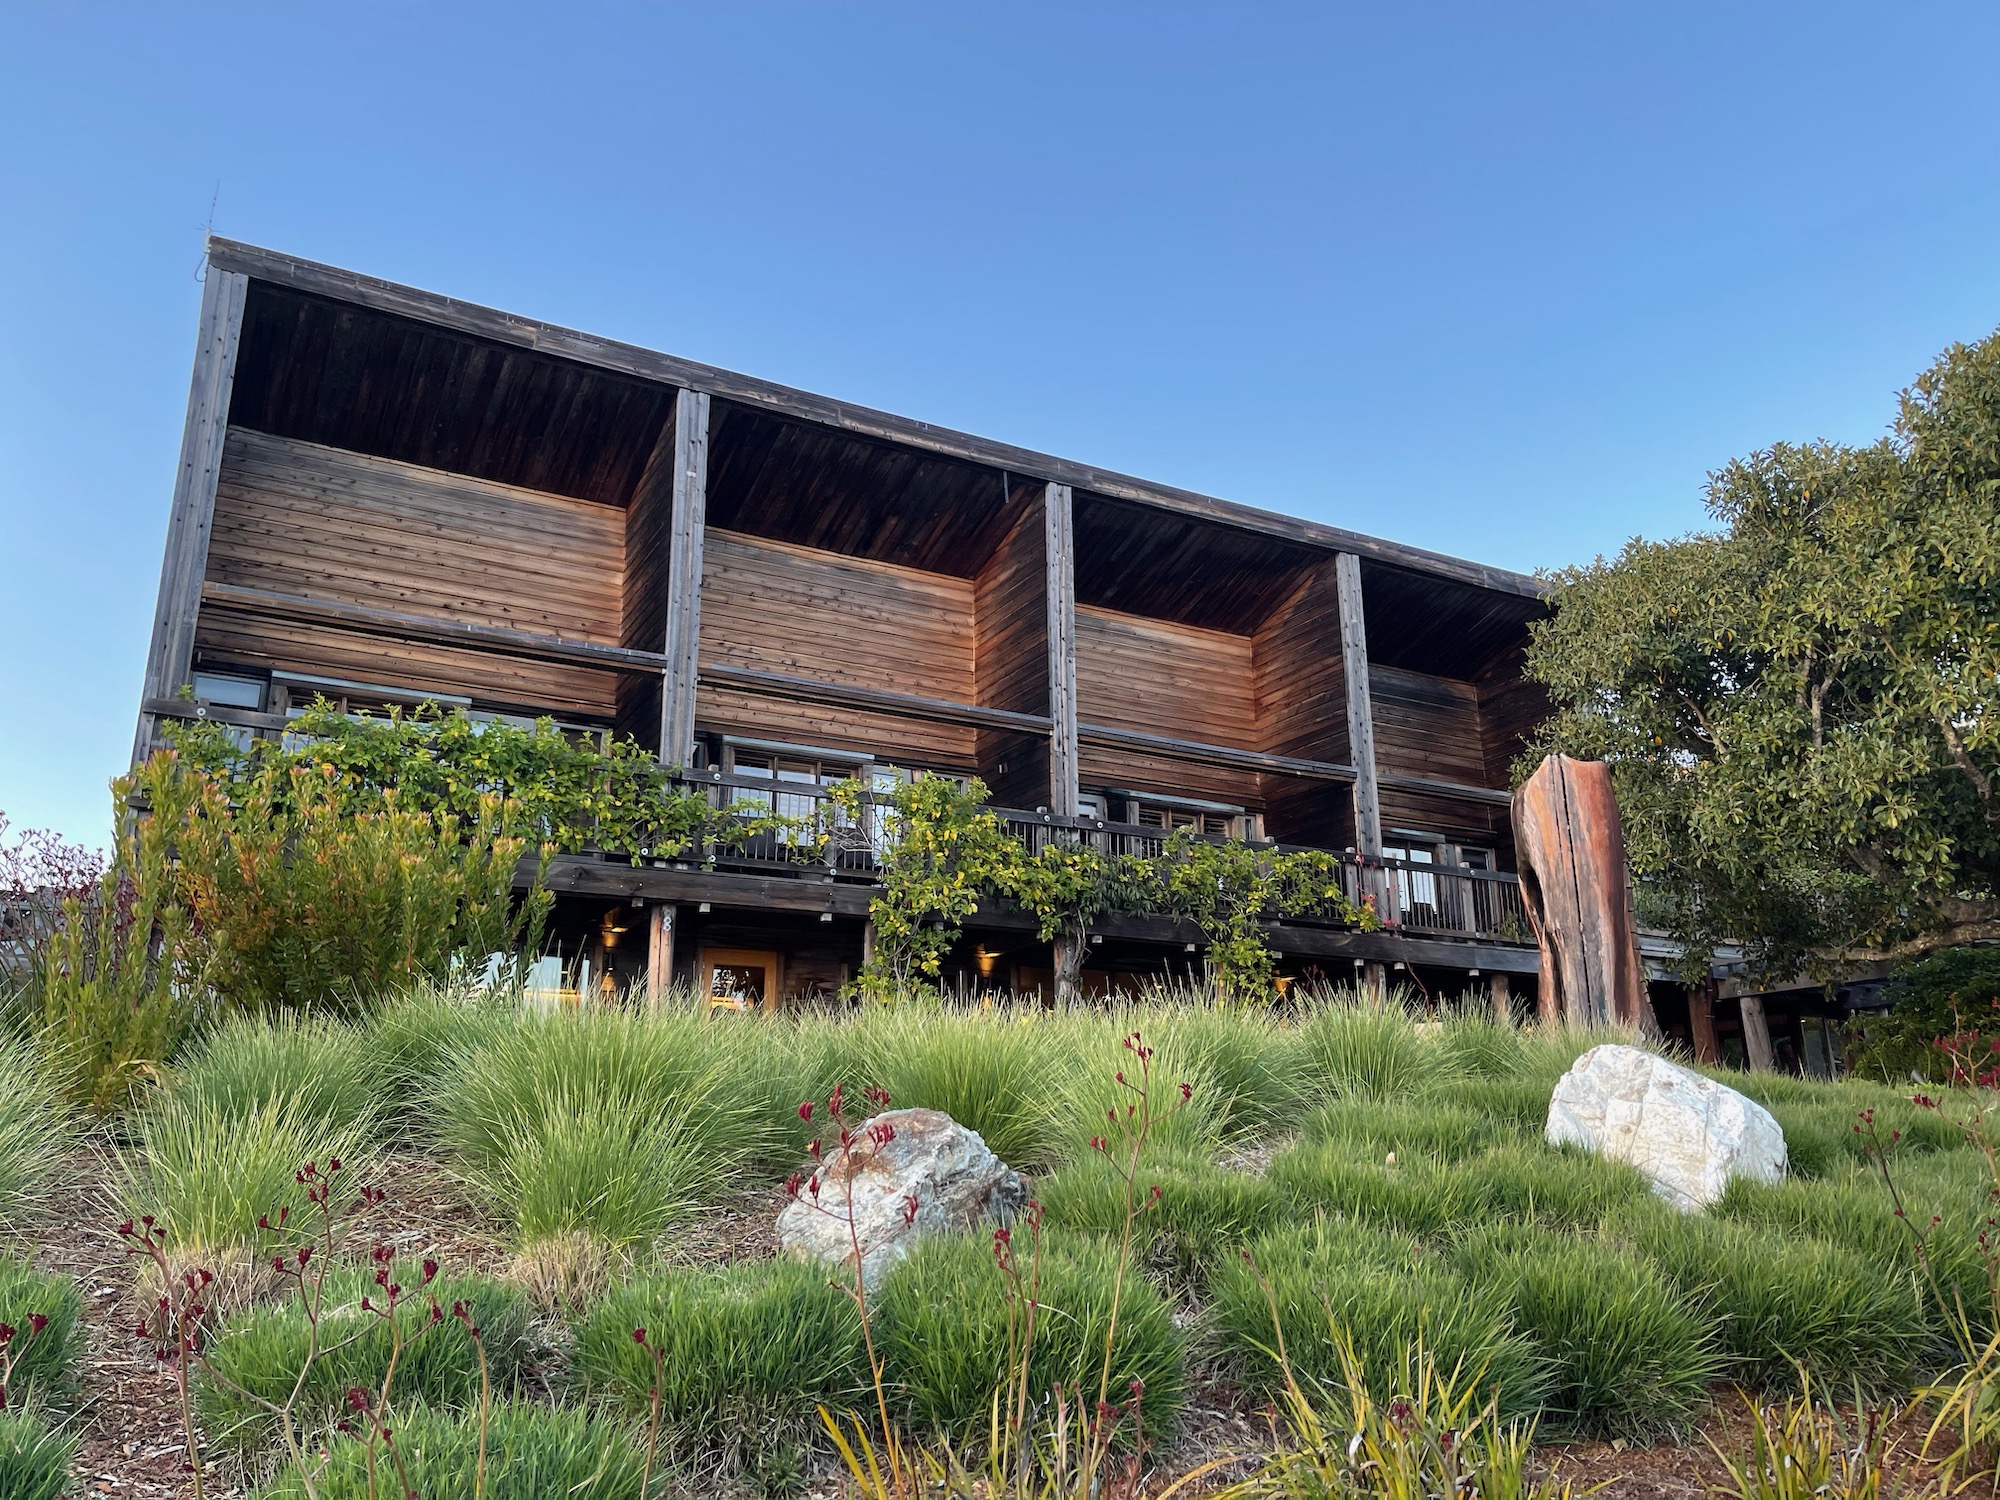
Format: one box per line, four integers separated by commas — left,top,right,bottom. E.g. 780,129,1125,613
646,905,674,1009
1334,552,1381,859
133,266,250,765
1044,482,1079,817
1489,972,1512,1026
659,388,711,767
1688,980,1721,1064
1740,993,1776,1071
1363,961,1388,1009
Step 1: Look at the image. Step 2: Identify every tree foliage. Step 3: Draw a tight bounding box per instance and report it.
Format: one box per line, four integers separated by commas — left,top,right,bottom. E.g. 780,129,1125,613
1526,328,2000,977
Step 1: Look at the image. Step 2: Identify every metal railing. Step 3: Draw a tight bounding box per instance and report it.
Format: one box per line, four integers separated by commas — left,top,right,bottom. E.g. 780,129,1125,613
662,773,1532,946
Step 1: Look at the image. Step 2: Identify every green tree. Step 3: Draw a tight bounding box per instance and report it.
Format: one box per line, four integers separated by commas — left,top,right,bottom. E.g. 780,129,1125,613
1526,329,2000,978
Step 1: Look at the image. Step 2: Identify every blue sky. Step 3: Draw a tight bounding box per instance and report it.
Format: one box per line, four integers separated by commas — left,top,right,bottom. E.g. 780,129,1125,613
4,3,1998,842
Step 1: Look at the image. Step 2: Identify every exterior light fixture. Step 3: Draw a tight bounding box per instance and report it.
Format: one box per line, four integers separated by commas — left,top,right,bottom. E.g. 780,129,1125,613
1184,943,1197,953
1393,961,1407,971
1468,967,1480,977
698,902,711,914
820,911,834,922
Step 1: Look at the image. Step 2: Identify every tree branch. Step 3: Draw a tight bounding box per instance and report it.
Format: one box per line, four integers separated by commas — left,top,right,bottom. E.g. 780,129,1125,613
1935,709,1996,816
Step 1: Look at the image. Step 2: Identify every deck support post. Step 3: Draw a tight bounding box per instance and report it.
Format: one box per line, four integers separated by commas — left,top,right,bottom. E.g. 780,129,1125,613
133,266,250,766
1362,961,1388,1008
660,387,711,767
1044,482,1079,817
1739,993,1776,1071
647,905,674,1008
1489,971,1512,1025
1689,981,1721,1064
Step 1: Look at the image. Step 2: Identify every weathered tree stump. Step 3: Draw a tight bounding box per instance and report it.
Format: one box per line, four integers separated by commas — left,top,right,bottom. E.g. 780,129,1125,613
1511,754,1655,1031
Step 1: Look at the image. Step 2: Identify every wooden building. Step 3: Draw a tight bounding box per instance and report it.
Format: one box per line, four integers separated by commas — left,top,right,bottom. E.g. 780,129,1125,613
134,238,1553,1007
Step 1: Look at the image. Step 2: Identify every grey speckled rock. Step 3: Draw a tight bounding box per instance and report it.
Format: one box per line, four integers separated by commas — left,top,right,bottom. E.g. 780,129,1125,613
1546,1043,1786,1211
776,1107,1026,1289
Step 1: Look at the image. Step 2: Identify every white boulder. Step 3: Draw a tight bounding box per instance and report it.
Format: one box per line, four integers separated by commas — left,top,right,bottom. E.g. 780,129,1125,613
1546,1043,1786,1211
776,1107,1025,1289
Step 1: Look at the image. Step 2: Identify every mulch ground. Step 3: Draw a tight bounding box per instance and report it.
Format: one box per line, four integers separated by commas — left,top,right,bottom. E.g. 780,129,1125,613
16,1141,1957,1498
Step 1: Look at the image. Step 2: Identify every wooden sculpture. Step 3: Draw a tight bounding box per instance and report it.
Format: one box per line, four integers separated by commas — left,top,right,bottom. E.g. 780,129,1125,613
1511,754,1654,1031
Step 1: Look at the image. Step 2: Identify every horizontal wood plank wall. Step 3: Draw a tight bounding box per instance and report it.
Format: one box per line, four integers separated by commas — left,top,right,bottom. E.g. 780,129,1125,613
1076,605,1258,801
199,428,624,716
1477,655,1550,787
697,529,977,765
1370,662,1502,841
973,497,1050,806
616,413,678,749
1254,562,1351,845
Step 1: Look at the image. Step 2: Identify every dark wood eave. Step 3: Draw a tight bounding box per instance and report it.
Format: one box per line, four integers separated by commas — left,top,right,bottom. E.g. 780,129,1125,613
203,236,1549,602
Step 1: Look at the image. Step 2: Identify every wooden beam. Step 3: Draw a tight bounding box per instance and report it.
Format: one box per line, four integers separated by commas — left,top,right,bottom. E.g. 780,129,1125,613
201,581,665,673
1689,981,1721,1064
1739,993,1776,1071
1077,722,1357,783
700,663,1053,735
134,268,249,764
142,697,288,734
1489,971,1513,1025
660,389,710,766
1335,552,1383,857
1376,772,1515,808
646,904,674,1009
204,237,1548,601
1045,482,1079,816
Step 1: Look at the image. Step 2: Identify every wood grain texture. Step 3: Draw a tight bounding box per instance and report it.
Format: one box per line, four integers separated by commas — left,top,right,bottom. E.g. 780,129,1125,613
616,410,679,748
1075,604,1259,801
697,529,977,764
197,428,624,716
661,389,710,765
1043,483,1079,814
1336,553,1382,858
1511,755,1652,1029
136,268,248,763
1256,559,1350,845
972,484,1055,807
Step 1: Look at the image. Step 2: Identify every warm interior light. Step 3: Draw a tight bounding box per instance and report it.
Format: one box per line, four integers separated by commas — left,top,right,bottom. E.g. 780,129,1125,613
973,944,998,977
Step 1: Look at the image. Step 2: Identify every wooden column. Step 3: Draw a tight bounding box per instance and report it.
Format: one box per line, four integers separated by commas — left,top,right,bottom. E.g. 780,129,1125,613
1044,482,1079,817
659,388,711,766
132,267,250,766
1489,972,1512,1025
1362,961,1388,1009
1739,993,1776,1071
646,905,674,1009
1688,980,1721,1064
1334,552,1381,857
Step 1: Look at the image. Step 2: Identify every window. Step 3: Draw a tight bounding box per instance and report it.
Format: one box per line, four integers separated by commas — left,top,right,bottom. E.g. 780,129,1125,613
1382,844,1438,912
1134,804,1239,838
191,672,266,710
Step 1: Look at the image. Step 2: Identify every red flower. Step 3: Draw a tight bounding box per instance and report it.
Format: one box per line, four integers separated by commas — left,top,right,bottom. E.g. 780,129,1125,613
632,1327,648,1345
798,1101,814,1122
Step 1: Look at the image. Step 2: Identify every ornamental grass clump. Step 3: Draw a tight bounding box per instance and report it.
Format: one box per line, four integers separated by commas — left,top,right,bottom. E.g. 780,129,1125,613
1449,1222,1717,1440
1267,1144,1488,1238
1038,1148,1283,1291
1211,1218,1544,1422
1609,1198,1929,1397
0,1038,69,1231
247,1401,651,1500
1304,1098,1501,1164
875,1229,1187,1444
170,1012,382,1141
196,1265,534,1452
573,1257,865,1456
1293,997,1435,1103
0,1259,83,1404
0,1407,75,1500
355,981,518,1142
1456,1141,1652,1230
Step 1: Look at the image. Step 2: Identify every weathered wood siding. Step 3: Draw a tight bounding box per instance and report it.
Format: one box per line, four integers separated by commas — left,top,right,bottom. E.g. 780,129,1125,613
1370,662,1503,840
1076,606,1257,800
697,529,977,765
1254,562,1351,843
198,427,624,716
972,502,1050,806
1477,654,1549,788
615,415,678,748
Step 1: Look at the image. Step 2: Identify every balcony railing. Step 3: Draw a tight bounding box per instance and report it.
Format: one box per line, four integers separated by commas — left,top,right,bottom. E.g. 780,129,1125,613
665,771,1531,948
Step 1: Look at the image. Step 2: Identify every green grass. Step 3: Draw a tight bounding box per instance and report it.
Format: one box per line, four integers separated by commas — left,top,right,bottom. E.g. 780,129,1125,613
196,1266,535,1452
0,1259,82,1403
169,1012,381,1138
876,1229,1187,1443
1450,1223,1718,1440
572,1257,864,1452
1268,1145,1489,1237
1454,1142,1652,1230
117,1090,374,1255
1304,1098,1503,1163
1211,1218,1544,1421
1609,1198,1932,1396
1293,1001,1435,1102
0,1407,75,1500
0,1038,68,1229
1037,1148,1285,1288
248,1401,650,1500
356,983,519,1141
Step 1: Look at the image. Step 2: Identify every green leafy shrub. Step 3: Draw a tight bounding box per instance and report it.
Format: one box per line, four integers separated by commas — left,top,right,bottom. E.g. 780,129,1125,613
1211,1219,1543,1421
0,1260,81,1402
572,1258,864,1453
1038,1150,1284,1287
248,1401,649,1500
1450,1223,1717,1439
197,1267,534,1451
0,1407,74,1500
117,1090,373,1256
876,1231,1186,1443
1844,946,2000,1084
170,1012,380,1138
1610,1199,1929,1396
